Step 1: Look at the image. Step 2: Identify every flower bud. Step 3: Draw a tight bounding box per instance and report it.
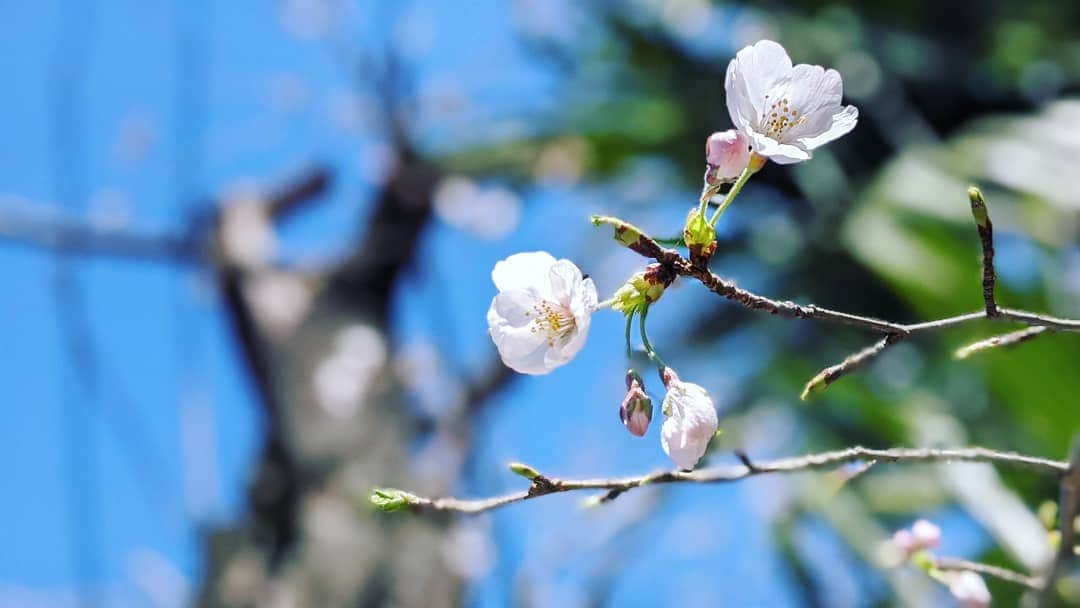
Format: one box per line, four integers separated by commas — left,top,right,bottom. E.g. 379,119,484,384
891,529,917,555
910,519,941,550
611,269,666,316
948,571,991,608
659,368,719,470
705,130,751,184
620,370,653,437
967,185,989,228
370,488,415,512
683,208,717,267
892,519,942,558
508,462,540,480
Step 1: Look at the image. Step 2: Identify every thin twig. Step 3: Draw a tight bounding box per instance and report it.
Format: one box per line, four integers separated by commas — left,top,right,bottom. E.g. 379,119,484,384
968,186,998,316
955,326,1049,359
933,557,1043,590
383,446,1069,515
802,333,904,400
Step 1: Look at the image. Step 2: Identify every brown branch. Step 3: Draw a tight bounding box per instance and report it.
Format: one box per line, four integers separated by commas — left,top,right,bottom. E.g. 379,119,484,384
933,557,1043,590
968,186,997,317
955,326,1049,359
376,445,1069,516
594,185,1080,397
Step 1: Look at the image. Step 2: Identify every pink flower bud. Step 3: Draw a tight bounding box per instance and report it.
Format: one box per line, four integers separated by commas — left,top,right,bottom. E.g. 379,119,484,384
891,529,917,555
948,571,991,608
910,519,941,550
620,370,653,437
705,130,751,184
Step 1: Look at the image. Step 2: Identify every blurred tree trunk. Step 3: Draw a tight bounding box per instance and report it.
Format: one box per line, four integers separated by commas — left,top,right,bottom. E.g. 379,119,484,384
197,158,464,607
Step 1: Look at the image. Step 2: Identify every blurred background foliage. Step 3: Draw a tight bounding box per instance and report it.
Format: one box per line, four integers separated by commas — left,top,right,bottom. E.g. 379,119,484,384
2,0,1080,606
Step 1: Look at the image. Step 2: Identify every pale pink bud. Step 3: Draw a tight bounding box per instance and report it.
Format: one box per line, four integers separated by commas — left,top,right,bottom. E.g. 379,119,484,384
705,130,751,184
659,368,718,470
948,571,991,608
620,370,652,437
910,519,941,550
891,529,917,555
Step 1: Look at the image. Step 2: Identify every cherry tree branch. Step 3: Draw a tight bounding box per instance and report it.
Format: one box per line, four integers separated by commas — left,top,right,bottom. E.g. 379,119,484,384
933,557,1043,590
593,186,1080,398
373,446,1069,516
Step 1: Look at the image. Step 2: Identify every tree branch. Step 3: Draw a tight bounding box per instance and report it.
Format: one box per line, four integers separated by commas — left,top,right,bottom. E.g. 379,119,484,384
955,326,1049,359
376,446,1069,516
933,557,1043,590
594,186,1080,397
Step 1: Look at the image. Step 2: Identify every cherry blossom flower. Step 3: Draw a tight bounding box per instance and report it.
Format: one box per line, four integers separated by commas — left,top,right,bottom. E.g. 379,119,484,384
948,571,991,608
892,519,942,556
620,370,653,437
659,368,718,470
725,39,858,164
705,129,751,184
910,519,942,550
486,251,598,375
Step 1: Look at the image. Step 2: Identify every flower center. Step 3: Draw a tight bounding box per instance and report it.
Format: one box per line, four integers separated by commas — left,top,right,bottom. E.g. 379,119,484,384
761,95,806,142
527,300,576,347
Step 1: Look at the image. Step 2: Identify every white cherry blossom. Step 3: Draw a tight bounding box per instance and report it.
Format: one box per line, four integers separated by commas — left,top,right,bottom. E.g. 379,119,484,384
948,571,991,608
486,251,598,375
659,369,719,470
725,39,858,164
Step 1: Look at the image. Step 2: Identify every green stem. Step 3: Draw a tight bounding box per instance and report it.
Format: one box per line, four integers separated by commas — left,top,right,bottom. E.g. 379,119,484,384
624,310,635,359
708,166,753,226
698,182,722,217
638,304,667,371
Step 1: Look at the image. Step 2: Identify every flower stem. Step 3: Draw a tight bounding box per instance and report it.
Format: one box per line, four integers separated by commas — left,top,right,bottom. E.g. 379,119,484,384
698,181,722,217
624,311,635,359
638,304,667,372
708,166,753,227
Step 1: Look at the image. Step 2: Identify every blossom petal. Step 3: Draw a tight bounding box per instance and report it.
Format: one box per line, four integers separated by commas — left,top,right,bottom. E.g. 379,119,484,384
548,259,584,307
660,380,718,470
748,131,811,164
487,291,551,374
492,251,557,295
796,105,858,151
785,65,843,121
731,40,792,119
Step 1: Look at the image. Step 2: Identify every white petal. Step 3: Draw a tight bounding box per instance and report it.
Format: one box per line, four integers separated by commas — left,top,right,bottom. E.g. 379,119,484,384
748,131,811,164
796,105,858,151
487,292,552,375
547,258,584,305
660,381,718,470
491,251,557,294
570,276,598,318
732,40,793,119
785,65,843,120
725,60,758,133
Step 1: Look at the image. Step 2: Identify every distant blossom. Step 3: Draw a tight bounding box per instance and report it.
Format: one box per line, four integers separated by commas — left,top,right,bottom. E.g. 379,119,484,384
948,571,991,608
